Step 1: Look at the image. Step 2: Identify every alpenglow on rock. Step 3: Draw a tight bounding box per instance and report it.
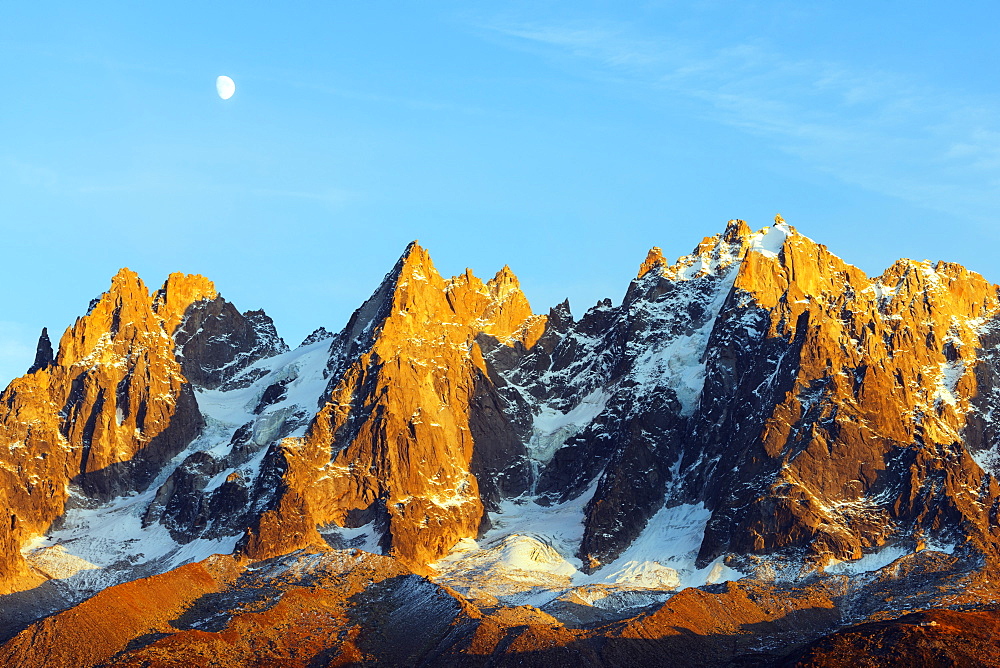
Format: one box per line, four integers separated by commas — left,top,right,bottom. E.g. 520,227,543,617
2,221,1000,667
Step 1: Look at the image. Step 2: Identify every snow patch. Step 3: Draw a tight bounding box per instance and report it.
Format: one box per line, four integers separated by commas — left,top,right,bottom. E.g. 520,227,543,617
589,503,743,590
749,223,791,259
826,539,956,576
827,544,912,575
433,494,747,616
529,389,609,463
934,360,966,408
436,534,577,579
24,544,100,580
23,485,241,600
971,446,1000,476
319,521,384,554
431,485,595,607
629,265,738,415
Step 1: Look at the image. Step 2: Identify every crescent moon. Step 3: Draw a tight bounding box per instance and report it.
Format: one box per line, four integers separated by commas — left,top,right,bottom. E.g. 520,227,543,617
216,76,236,100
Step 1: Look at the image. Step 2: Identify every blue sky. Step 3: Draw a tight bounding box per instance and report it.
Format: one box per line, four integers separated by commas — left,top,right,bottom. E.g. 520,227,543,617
2,2,998,385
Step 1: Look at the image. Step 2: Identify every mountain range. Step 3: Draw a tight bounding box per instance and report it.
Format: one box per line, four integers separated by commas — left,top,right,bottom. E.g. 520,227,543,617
2,218,1000,666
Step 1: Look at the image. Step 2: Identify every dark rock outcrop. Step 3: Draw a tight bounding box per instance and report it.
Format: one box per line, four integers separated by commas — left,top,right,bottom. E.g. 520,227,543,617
26,328,53,374
167,281,288,390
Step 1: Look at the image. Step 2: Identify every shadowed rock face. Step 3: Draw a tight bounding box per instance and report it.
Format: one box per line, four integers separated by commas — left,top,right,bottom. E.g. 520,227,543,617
26,328,53,374
173,301,287,391
152,271,288,391
783,608,1000,667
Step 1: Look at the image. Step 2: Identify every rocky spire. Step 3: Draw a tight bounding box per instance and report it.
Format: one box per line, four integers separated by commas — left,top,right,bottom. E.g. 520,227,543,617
637,247,667,278
26,328,53,374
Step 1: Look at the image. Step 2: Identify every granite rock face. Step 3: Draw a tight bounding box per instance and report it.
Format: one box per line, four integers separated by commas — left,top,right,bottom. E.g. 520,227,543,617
0,270,211,592
243,244,546,570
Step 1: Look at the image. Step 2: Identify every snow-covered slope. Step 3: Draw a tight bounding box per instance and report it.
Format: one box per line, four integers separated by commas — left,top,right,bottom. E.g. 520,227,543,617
18,337,334,609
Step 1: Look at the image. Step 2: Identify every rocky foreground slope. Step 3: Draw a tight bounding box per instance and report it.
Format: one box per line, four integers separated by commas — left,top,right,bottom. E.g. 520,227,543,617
2,218,1000,665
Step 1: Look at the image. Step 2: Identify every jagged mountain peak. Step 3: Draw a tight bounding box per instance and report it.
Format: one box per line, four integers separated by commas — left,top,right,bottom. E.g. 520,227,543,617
637,246,667,278
242,243,551,572
26,328,53,374
52,269,228,371
352,241,544,350
649,218,796,283
109,265,143,287
56,269,162,368
152,272,219,335
878,255,997,304
0,267,218,593
299,326,334,348
446,264,524,304
723,217,753,241
395,240,438,279
486,264,520,293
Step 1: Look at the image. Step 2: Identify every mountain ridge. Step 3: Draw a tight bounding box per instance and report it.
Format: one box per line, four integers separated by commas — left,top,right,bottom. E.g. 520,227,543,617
2,218,1000,665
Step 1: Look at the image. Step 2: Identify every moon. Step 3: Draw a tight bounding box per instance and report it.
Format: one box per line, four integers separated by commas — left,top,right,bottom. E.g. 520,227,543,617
216,75,236,100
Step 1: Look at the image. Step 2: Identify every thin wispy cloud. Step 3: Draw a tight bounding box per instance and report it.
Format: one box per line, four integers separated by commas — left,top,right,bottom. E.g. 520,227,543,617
75,178,354,208
2,157,59,190
484,20,1000,226
250,187,353,206
274,72,490,117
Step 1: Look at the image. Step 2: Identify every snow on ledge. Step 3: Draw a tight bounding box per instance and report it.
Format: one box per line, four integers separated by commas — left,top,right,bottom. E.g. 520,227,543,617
749,222,792,259
587,502,744,590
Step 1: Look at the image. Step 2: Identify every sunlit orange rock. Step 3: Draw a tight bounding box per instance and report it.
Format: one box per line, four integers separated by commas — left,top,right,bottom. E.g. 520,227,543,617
242,244,545,571
0,269,214,593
